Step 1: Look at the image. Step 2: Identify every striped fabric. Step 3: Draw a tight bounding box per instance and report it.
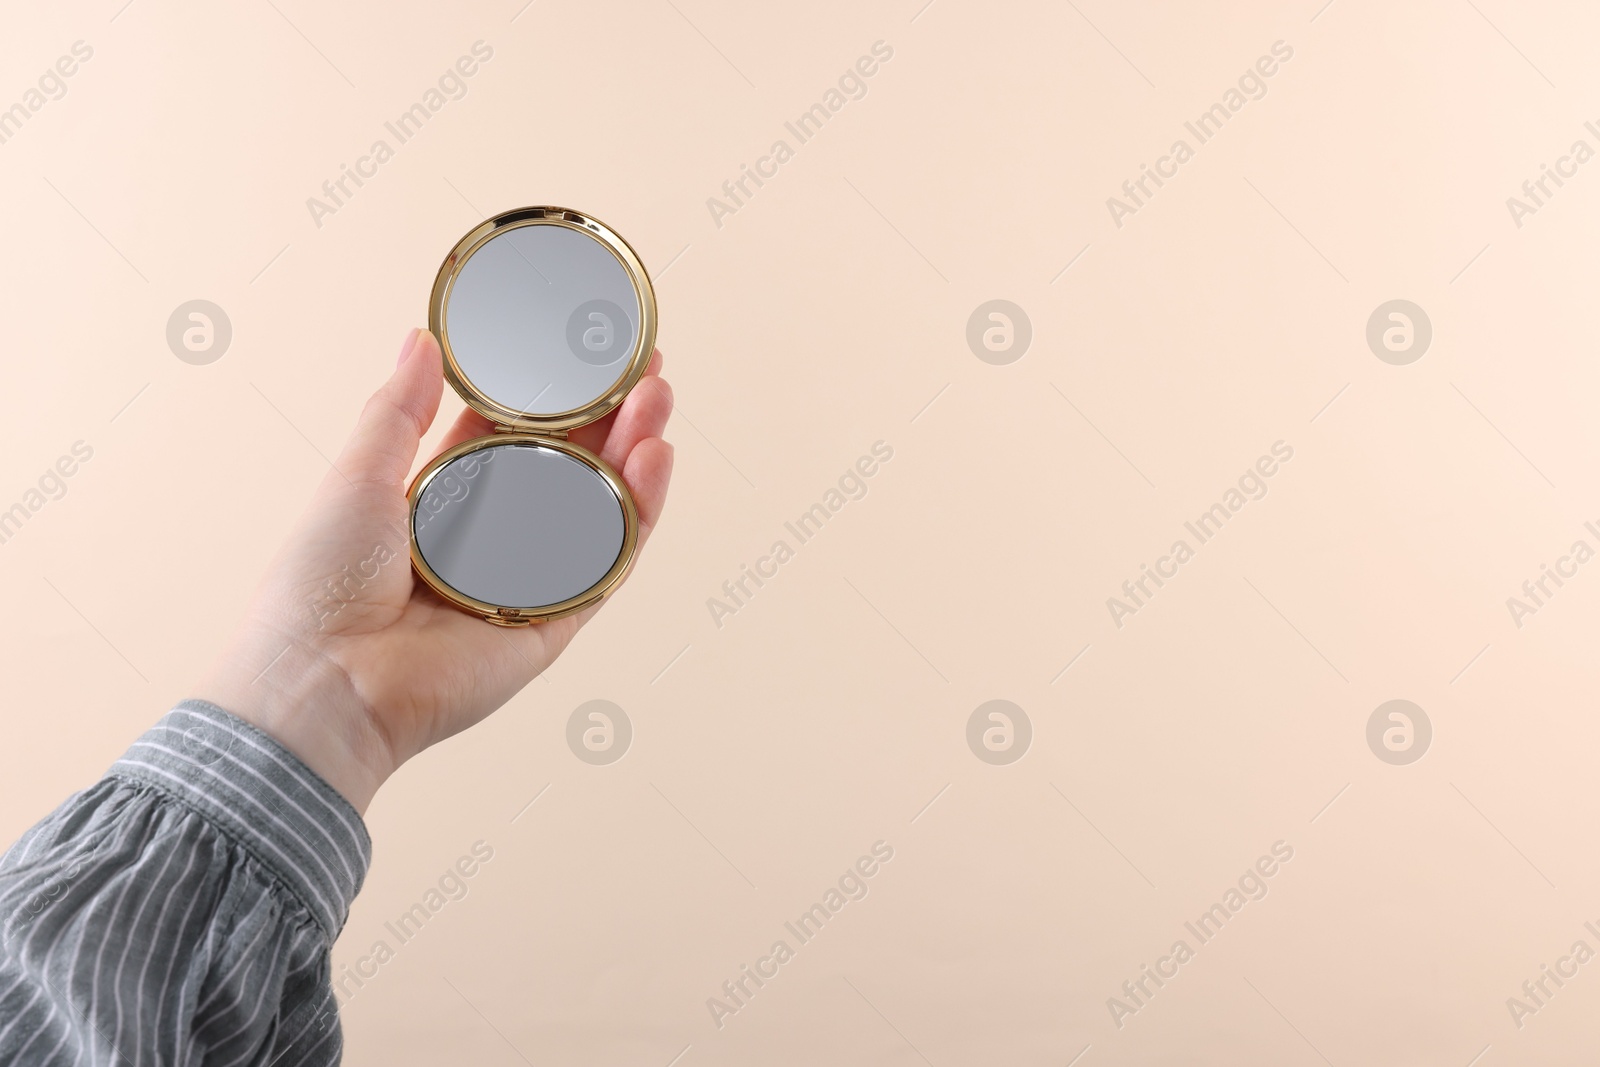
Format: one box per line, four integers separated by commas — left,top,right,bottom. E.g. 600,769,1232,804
0,701,371,1065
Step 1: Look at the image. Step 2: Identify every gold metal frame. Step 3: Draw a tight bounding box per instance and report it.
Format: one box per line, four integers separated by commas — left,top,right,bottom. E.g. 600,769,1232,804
408,206,654,625
407,435,640,625
427,206,657,433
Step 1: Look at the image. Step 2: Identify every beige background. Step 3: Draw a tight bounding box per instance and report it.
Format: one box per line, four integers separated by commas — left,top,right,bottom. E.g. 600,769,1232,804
2,0,1599,1063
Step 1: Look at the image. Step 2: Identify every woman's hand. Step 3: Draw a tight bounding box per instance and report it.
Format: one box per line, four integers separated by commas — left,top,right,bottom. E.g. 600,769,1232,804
195,328,674,813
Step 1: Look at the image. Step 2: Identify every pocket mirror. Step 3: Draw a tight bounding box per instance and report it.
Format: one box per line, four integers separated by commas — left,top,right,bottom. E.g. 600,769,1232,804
407,207,656,625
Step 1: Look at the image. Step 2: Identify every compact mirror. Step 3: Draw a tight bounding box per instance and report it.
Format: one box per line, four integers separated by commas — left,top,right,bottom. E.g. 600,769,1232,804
413,441,626,609
408,207,656,625
430,207,655,431
446,224,640,419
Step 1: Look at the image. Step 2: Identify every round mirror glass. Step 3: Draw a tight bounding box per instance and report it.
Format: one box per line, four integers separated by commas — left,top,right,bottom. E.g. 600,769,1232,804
413,441,626,610
443,223,641,418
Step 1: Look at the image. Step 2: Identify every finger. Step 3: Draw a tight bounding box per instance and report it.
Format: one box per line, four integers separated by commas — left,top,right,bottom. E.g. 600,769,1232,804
568,348,664,454
598,375,673,473
623,436,674,537
334,329,444,488
433,405,496,455
565,435,673,632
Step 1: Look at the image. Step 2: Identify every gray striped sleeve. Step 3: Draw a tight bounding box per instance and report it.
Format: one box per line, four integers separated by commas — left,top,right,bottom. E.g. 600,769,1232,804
0,700,371,1065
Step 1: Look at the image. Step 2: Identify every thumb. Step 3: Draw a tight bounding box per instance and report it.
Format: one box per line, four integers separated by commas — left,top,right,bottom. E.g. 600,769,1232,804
334,329,445,489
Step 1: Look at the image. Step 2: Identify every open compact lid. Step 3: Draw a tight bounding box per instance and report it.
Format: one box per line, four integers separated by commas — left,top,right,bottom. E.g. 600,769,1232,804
429,207,657,432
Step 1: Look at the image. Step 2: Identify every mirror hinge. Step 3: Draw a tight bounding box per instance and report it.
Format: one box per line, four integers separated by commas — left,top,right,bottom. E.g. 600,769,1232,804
496,425,567,438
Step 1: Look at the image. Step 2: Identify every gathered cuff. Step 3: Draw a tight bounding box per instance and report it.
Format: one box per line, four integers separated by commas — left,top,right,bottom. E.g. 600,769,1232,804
109,700,372,939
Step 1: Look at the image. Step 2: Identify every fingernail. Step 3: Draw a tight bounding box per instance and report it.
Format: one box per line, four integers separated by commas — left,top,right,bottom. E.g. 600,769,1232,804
397,327,423,367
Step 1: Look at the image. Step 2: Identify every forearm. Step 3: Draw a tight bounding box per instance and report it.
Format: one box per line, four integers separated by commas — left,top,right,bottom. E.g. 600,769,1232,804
0,701,370,1065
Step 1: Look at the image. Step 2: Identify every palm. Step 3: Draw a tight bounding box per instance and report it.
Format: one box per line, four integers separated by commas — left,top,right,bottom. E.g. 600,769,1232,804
317,337,666,760
201,332,672,809
353,592,577,759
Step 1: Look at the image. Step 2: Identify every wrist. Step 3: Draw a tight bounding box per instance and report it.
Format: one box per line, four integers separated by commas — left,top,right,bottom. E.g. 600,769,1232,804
196,631,395,815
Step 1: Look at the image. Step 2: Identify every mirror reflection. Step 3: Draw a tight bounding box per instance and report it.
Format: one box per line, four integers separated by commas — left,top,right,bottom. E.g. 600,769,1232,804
413,442,625,609
444,223,640,418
